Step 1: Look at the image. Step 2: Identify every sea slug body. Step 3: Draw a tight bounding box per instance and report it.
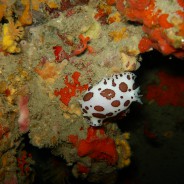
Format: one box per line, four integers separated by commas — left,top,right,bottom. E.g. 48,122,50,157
80,72,142,126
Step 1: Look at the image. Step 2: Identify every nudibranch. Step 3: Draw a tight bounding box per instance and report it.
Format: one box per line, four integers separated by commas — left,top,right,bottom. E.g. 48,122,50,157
80,72,142,126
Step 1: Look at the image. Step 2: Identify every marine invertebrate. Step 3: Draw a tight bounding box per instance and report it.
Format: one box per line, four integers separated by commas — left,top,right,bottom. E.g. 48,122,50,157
0,4,7,21
53,34,94,62
53,45,70,62
19,0,59,25
114,0,184,58
1,19,24,53
106,0,116,5
108,12,122,24
18,95,30,133
54,72,88,106
94,8,106,20
146,71,184,107
116,133,131,168
17,150,33,176
127,0,151,10
138,37,153,53
19,0,32,26
95,2,112,20
177,0,184,8
32,0,59,10
80,72,142,126
109,27,128,42
34,58,68,83
72,34,94,56
158,14,173,29
142,26,177,55
69,127,118,165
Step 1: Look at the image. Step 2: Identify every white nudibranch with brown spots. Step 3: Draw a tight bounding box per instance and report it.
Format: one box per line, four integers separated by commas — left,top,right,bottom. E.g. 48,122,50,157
80,72,142,126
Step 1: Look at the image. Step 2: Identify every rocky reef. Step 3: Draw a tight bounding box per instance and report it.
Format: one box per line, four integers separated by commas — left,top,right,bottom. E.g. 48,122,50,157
0,0,183,183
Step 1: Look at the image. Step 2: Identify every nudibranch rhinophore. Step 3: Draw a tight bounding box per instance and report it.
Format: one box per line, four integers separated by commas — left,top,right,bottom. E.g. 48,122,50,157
80,72,142,126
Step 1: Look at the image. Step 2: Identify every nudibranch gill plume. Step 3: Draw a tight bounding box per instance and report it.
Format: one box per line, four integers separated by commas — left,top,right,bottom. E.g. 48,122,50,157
80,72,142,126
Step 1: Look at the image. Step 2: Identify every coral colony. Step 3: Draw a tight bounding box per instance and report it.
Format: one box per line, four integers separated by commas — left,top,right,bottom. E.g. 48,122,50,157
80,72,142,126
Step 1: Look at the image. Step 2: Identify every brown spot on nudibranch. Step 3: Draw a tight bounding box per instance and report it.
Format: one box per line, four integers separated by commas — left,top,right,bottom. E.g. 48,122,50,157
124,100,130,106
100,89,115,100
104,79,107,85
92,113,106,118
119,82,128,92
127,75,131,80
88,86,93,91
82,109,87,113
111,100,120,107
112,79,116,87
83,92,94,101
85,106,89,110
94,105,104,112
106,112,113,116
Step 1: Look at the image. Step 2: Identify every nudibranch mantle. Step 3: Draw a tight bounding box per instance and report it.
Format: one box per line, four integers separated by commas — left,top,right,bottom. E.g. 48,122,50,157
80,72,142,126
